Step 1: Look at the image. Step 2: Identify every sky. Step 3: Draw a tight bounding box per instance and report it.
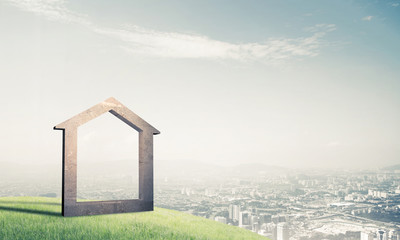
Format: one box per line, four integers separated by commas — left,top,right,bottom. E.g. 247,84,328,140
0,0,399,169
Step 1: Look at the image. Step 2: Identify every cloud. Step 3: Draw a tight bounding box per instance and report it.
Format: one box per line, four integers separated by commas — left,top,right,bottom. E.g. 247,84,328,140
391,3,399,7
5,0,335,64
96,24,332,64
305,24,336,33
6,0,90,25
362,16,374,21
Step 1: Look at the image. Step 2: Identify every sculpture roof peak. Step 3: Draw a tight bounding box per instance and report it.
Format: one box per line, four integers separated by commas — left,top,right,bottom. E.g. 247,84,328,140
54,97,160,135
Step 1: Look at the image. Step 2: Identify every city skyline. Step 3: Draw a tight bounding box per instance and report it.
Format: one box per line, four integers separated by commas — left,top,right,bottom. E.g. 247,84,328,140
0,0,400,169
1,156,399,239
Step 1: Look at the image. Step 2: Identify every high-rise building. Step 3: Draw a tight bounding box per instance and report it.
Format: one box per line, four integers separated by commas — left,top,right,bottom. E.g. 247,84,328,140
376,230,387,240
271,223,277,240
252,222,259,233
360,231,374,240
276,223,289,240
228,205,233,219
239,211,251,228
229,204,240,222
251,215,259,232
393,231,400,240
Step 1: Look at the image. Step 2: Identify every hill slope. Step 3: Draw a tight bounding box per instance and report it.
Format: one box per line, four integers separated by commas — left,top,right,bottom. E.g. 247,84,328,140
0,197,268,240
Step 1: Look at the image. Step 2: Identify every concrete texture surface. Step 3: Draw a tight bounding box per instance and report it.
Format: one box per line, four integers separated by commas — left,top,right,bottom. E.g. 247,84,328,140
54,97,159,217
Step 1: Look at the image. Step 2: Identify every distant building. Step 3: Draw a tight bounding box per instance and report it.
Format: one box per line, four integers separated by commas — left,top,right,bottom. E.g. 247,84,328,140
239,211,251,229
345,194,354,201
250,215,258,225
360,231,374,240
259,214,272,224
276,223,289,240
271,223,277,240
345,231,360,239
204,188,216,197
229,204,240,221
392,231,400,240
249,207,258,215
214,216,227,224
252,222,259,233
271,215,286,224
257,229,269,238
395,231,400,240
368,189,388,198
251,215,259,232
376,230,387,240
271,215,279,224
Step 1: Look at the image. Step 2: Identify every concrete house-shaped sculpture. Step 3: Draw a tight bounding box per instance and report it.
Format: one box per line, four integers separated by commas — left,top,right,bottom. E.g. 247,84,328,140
54,97,160,217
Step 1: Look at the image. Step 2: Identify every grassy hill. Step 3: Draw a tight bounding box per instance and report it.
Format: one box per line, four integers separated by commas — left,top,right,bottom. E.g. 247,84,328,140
0,197,269,240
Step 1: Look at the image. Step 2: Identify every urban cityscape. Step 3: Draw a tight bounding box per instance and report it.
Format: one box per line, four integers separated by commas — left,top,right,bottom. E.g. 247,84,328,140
154,162,400,240
0,161,399,240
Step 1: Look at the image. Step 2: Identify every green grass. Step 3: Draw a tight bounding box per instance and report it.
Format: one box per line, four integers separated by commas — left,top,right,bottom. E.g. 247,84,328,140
0,197,269,240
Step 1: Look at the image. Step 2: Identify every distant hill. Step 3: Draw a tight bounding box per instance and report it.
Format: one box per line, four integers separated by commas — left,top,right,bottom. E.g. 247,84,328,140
0,160,287,182
228,163,287,176
0,197,268,240
382,164,400,171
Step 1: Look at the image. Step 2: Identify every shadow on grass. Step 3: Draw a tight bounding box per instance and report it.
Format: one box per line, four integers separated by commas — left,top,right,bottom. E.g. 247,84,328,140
0,201,61,206
0,206,61,216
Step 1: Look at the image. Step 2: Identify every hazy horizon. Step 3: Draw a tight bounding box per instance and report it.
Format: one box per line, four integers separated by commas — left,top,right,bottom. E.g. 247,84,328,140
1,0,399,169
